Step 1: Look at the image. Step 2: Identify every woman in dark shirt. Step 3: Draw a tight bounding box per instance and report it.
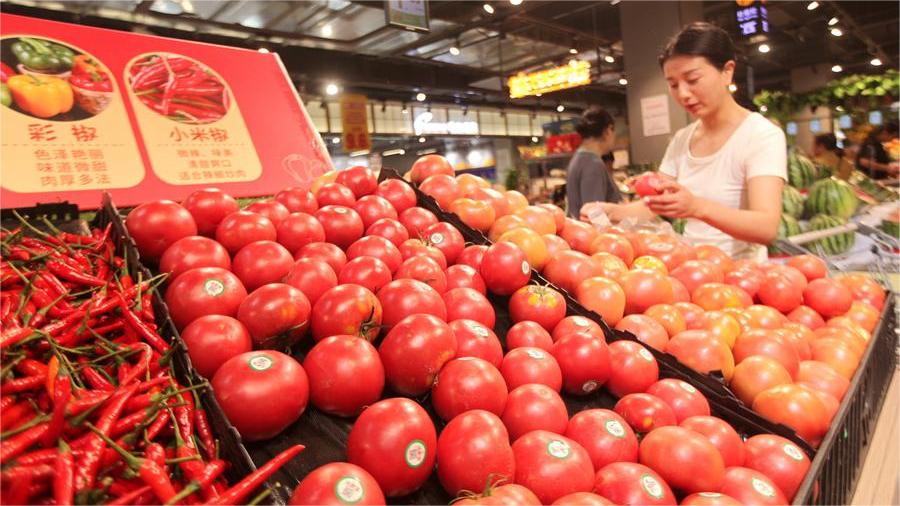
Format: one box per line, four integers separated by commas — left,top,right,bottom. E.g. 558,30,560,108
565,107,622,218
856,121,899,179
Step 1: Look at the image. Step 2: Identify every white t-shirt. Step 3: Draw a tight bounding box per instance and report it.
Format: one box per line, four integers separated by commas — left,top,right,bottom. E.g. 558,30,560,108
659,112,787,258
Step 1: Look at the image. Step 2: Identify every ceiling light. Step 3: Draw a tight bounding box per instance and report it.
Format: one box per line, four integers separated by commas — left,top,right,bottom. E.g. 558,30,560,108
830,27,843,37
531,136,539,143
535,93,542,97
556,104,565,112
569,47,578,55
419,137,426,143
728,84,737,92
321,24,333,37
828,17,839,26
449,44,460,56
758,43,770,54
257,47,270,53
325,82,339,95
509,0,523,5
871,57,883,67
618,78,628,85
760,105,768,113
331,137,340,144
604,55,615,63
483,3,494,14
416,92,427,102
401,104,408,114
383,149,406,156
807,1,819,10
831,64,843,73
350,150,370,157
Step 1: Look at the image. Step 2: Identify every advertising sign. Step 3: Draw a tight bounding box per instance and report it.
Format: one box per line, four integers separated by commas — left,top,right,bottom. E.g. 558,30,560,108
340,94,371,152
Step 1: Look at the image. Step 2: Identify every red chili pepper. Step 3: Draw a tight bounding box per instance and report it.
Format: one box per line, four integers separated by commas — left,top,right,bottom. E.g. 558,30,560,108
1,374,47,394
73,384,137,493
0,463,55,484
118,297,169,353
145,442,166,467
144,408,171,442
107,485,153,506
5,471,33,505
16,358,49,377
80,363,114,391
141,292,155,322
1,326,34,349
45,260,106,287
53,441,74,506
0,422,50,461
0,395,14,410
41,374,71,448
118,343,153,386
194,408,216,461
196,460,227,497
205,444,305,505
65,390,111,417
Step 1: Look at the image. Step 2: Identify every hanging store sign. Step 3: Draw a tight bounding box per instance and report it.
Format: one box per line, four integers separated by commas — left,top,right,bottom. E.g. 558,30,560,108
735,2,770,38
508,60,591,99
385,0,430,33
413,111,479,136
340,94,371,152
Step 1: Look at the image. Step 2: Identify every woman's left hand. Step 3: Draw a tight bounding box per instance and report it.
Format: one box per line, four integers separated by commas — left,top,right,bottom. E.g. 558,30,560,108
643,180,702,219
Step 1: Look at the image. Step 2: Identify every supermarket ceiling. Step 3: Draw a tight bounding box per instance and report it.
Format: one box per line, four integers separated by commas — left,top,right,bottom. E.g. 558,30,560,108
2,0,897,113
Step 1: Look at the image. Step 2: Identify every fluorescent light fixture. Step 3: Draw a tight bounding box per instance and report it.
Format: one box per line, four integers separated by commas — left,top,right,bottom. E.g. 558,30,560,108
331,137,340,144
419,137,427,143
509,0,523,5
831,64,843,73
350,150,370,157
321,24,333,37
416,92,427,102
449,45,460,56
531,136,539,142
758,43,770,53
383,149,406,156
828,17,839,26
418,149,438,155
325,83,339,95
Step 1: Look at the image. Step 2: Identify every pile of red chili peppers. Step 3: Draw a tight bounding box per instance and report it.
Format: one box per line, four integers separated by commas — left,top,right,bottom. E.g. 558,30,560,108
1,215,302,505
128,54,230,124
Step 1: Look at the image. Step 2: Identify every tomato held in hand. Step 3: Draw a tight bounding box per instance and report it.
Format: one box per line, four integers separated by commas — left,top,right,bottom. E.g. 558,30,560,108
289,462,384,506
512,431,595,504
216,211,277,255
181,315,252,379
159,236,231,281
437,410,515,496
450,319,503,367
480,242,531,296
126,200,198,261
613,393,677,433
606,341,659,397
680,415,745,468
379,314,457,396
633,172,665,197
303,335,384,417
315,205,365,249
743,434,811,501
237,283,311,349
432,357,508,421
501,384,569,441
645,378,710,422
311,284,382,342
376,179,417,214
718,467,788,506
639,426,725,494
565,409,638,471
165,267,247,329
551,333,611,396
347,398,437,497
275,187,318,214
276,212,326,255
378,279,447,329
182,188,239,237
593,462,676,506
500,347,563,392
232,241,294,292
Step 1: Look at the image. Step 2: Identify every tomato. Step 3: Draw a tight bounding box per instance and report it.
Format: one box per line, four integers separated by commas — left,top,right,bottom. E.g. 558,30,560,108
701,311,741,348
680,492,742,505
346,235,403,274
376,178,417,214
732,330,800,378
437,410,515,496
560,220,599,255
719,467,788,506
803,278,852,319
837,274,886,310
743,305,786,330
509,285,566,331
797,360,849,401
590,233,635,265
691,283,751,311
275,212,326,255
398,207,439,238
409,154,453,183
619,269,675,315
512,431,594,504
506,321,554,351
565,408,637,471
295,242,347,273
785,254,825,281
458,484,540,505
575,277,626,326
538,203,566,233
126,200,198,261
757,269,804,313
504,190,530,214
501,384,569,441
779,324,815,360
420,174,461,209
500,347,563,392
670,260,724,296
237,283,311,349
182,188,239,236
456,173,488,197
379,314,457,395
424,222,465,265
165,267,248,329
472,186,510,218
752,384,828,444
212,350,308,441
159,236,231,281
606,341,659,397
456,244,488,270
645,378,709,422
450,320,503,367
514,206,557,235
353,195,398,230
450,198,496,232
303,335,384,417
275,187,318,215
366,218,410,247
551,492,613,505
613,315,667,352
215,211,276,255
786,305,826,330
346,398,437,497
315,205,364,249
315,182,357,207
644,304,686,338
399,239,447,270
543,250,603,294
445,265,487,295
378,279,448,329
489,215,528,242
443,288,495,328
639,425,724,494
666,330,734,380
593,462,676,506
809,338,859,379
673,302,706,330
432,357,508,420
551,333,611,396
680,416,745,468
614,393,678,434
232,241,294,292
479,242,531,296
335,165,377,198
729,356,793,406
552,316,604,342
289,462,384,506
311,170,339,194
394,256,446,294
281,259,337,308
499,228,549,270
544,234,571,259
633,172,665,197
311,284,382,342
724,267,764,300
743,434,811,501
843,301,880,333
339,257,393,294
693,244,734,273
245,200,290,227
181,315,252,379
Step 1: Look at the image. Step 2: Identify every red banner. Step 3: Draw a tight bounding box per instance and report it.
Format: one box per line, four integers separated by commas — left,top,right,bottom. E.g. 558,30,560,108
1,14,332,209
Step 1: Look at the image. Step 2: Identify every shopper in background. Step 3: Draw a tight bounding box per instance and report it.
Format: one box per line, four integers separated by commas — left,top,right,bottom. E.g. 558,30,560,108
813,133,852,180
565,107,622,219
856,121,899,179
587,22,786,259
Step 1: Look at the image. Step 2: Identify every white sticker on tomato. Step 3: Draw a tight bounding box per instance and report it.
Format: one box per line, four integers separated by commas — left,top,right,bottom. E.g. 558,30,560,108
467,321,489,337
640,474,664,499
581,380,599,393
334,476,364,504
679,382,697,393
521,261,530,275
751,477,776,497
248,355,273,372
334,207,348,214
604,419,626,438
525,349,545,360
699,492,723,498
574,319,590,328
204,279,225,297
783,444,804,461
546,439,571,459
430,233,444,245
638,348,654,361
405,440,427,468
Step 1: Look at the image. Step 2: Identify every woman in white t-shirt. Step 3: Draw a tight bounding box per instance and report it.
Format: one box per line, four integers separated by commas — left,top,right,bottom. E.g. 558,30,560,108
589,22,786,258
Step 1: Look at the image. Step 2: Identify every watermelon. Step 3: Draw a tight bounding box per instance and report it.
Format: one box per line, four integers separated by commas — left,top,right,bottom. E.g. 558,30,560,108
805,177,859,219
880,207,900,238
848,170,898,203
787,150,819,190
808,214,855,255
769,214,802,255
782,185,805,218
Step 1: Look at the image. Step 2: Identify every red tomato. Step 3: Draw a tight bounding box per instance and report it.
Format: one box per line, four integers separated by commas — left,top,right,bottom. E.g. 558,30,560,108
283,258,337,306
126,200,198,261
838,274,886,310
443,287,495,329
339,257,393,294
509,285,566,331
376,179,417,214
159,236,231,281
843,301,880,333
680,492,742,505
538,203,566,233
744,305,787,330
212,350,308,441
693,245,734,273
606,341,659,397
432,357,508,421
303,335,384,417
692,283,751,311
347,398,437,497
515,206,557,235
409,154,454,183
378,278,447,328
311,284,382,342
593,462,676,506
565,409,638,470
787,255,827,282
478,242,531,296
667,276,690,303
680,416,745,468
752,384,828,444
353,195,398,229
395,256,446,294
719,467,788,506
619,269,675,315
336,165,377,198
295,242,347,273
216,211,277,255
560,220,599,254
590,233,635,265
456,484,540,505
500,347,563,392
507,321,554,351
743,434,811,501
551,492,613,505
576,277,626,326
645,378,710,422
730,356,793,407
182,188,239,236
237,283,311,349
315,182,357,207
786,305,826,329
512,431,595,504
797,360,849,401
289,462,384,506
276,212,326,255
803,278,852,319
366,218,410,248
379,314,457,396
424,222,465,265
732,330,800,378
639,426,725,494
450,319,503,367
644,304,687,338
232,241,294,292
346,235,403,274
756,270,803,313
245,200,290,227
614,393,677,433
456,245,488,270
445,264,487,295
724,267,764,300
614,315,669,352
542,250,603,294
419,174,461,209
165,267,247,329
810,338,860,379
551,333,611,396
437,410,515,496
501,384,569,441
779,324,815,360
666,330,735,380
633,172,665,197
498,227,549,272
552,316,604,342
397,239,446,271
275,187,318,215
398,207,439,238
544,234,572,259
315,205,364,249
670,260,725,296
674,302,707,330
181,315,251,379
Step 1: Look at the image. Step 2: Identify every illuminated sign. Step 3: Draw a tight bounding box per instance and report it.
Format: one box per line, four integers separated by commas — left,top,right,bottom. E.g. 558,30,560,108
413,111,479,136
736,2,769,37
508,60,592,99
